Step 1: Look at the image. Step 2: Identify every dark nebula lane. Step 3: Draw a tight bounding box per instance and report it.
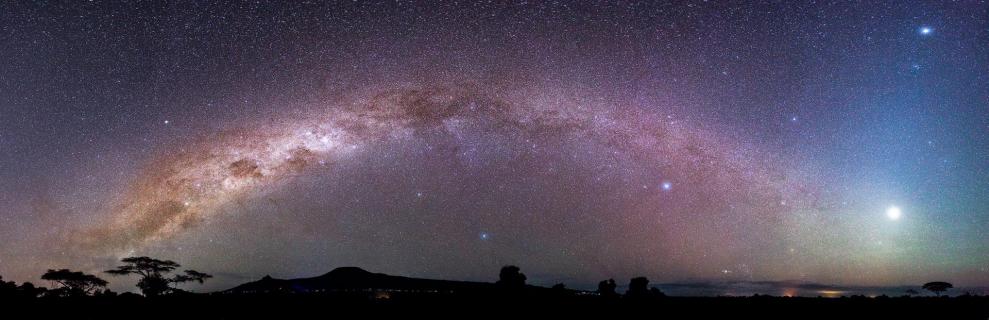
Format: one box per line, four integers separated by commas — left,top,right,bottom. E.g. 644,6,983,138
80,85,804,255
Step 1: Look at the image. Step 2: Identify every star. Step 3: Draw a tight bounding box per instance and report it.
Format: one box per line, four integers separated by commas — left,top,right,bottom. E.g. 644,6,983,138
886,206,902,221
919,26,933,35
661,181,672,191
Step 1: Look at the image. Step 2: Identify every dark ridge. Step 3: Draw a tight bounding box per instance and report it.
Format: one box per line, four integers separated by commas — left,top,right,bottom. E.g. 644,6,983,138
224,267,500,294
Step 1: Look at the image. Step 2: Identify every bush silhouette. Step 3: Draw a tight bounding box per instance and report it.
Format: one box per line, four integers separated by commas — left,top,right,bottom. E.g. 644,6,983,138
626,276,650,298
597,278,617,297
496,265,526,289
649,287,666,298
18,282,45,298
0,275,17,297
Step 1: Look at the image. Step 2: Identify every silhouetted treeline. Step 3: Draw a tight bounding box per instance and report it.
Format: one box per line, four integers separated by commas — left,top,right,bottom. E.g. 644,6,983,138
1,262,986,319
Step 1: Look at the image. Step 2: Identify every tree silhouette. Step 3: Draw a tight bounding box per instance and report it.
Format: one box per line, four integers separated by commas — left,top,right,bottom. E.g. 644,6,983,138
1,276,46,298
173,270,212,284
626,276,650,298
921,282,953,297
18,282,45,298
95,288,118,297
105,256,212,297
41,269,108,296
496,265,526,289
0,275,16,296
597,278,617,297
649,287,666,298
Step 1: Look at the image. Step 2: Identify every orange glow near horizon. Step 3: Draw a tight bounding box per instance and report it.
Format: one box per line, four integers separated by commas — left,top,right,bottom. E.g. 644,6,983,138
818,290,845,298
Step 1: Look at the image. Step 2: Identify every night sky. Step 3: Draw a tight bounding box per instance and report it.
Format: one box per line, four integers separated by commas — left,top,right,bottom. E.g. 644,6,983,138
1,1,987,295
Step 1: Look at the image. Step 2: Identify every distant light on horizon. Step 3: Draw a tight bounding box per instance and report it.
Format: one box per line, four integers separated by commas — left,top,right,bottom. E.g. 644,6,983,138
818,290,845,298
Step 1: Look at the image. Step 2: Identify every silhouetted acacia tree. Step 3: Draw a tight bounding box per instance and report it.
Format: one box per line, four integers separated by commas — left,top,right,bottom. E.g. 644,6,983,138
41,269,108,296
496,265,526,289
105,256,212,297
597,278,617,297
922,282,953,297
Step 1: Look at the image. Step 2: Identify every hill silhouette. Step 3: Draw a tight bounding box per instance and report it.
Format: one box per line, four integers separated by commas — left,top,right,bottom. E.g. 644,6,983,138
225,267,498,295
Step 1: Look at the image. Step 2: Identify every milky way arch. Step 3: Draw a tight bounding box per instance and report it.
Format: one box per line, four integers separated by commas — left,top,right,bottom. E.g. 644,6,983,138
78,83,813,257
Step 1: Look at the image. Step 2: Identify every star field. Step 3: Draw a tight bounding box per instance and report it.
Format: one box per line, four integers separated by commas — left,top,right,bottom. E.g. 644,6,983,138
0,1,987,294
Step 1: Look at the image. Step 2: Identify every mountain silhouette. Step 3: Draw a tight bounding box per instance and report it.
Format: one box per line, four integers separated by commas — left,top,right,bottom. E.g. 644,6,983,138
225,267,499,294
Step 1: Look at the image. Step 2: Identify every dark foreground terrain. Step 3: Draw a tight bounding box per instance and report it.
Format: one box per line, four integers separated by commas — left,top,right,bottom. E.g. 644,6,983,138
2,294,987,319
4,266,986,319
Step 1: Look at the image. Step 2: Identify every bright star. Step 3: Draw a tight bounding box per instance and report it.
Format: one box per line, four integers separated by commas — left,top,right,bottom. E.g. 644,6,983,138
919,27,932,35
886,206,902,221
480,232,490,240
661,181,672,191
